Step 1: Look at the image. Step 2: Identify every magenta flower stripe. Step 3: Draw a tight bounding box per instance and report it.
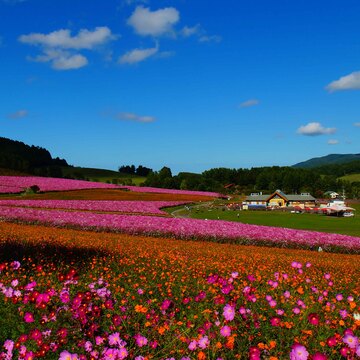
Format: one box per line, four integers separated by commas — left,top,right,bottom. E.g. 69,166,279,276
0,176,221,197
0,176,119,193
0,206,359,250
0,200,191,215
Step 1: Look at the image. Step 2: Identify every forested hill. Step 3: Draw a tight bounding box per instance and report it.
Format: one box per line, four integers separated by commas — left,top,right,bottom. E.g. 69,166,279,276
293,154,360,168
0,137,68,177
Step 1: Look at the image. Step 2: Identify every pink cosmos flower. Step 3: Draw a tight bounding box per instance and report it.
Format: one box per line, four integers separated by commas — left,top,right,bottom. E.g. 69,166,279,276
197,335,209,349
24,351,34,360
312,352,327,360
96,336,104,345
108,332,121,346
84,341,92,352
343,334,359,349
284,290,291,299
25,281,37,290
188,340,197,351
270,317,281,326
24,312,34,323
134,334,148,347
103,348,118,360
307,313,319,325
59,350,78,360
293,307,301,314
11,261,20,270
220,325,231,337
336,294,343,301
290,344,309,360
339,309,348,319
249,346,261,360
223,304,235,321
60,290,70,304
269,299,277,308
4,340,14,353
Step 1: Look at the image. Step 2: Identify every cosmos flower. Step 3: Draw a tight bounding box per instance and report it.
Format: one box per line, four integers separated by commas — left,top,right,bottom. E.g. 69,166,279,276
290,344,309,360
223,304,235,321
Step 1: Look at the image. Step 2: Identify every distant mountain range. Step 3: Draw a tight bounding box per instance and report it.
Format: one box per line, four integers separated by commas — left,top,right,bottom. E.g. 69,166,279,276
293,154,360,168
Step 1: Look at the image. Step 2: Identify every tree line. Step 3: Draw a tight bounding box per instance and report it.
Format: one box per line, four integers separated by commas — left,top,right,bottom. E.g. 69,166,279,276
0,137,68,177
139,165,360,198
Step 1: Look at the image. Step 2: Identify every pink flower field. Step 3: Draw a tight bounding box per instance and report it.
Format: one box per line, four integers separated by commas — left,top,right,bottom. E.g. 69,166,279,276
0,205,359,251
0,176,119,193
0,176,221,197
0,200,190,215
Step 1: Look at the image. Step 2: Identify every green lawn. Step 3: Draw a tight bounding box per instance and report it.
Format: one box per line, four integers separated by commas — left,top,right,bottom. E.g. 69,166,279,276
339,173,360,183
61,166,146,185
185,203,360,237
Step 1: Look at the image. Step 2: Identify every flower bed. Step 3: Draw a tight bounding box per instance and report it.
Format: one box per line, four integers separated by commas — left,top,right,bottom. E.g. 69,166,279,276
0,223,359,360
0,200,191,215
0,206,359,252
0,176,119,193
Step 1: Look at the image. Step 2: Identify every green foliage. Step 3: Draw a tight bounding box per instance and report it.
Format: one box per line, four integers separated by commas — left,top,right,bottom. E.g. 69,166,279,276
23,185,40,194
118,164,153,176
0,137,68,175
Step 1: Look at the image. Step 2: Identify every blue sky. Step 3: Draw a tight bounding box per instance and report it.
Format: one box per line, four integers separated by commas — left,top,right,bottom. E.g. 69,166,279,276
1,0,360,174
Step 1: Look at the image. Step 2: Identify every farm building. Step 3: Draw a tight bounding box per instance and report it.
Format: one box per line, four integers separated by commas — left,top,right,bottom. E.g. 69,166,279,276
243,190,316,208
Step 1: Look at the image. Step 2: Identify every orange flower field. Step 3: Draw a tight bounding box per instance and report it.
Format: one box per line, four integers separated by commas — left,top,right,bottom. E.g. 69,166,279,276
0,222,359,359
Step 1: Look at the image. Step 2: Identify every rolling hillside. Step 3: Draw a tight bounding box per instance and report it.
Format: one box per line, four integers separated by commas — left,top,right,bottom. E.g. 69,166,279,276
61,166,146,185
293,153,360,168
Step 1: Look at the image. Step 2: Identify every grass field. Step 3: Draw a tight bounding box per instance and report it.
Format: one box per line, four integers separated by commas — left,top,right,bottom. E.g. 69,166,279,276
61,166,146,185
339,173,360,183
181,203,360,237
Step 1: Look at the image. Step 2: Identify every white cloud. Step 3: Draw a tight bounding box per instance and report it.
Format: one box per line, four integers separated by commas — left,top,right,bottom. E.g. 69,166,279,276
127,6,179,37
117,112,155,123
180,25,222,43
326,71,360,92
239,99,260,108
19,27,116,70
2,0,27,4
354,122,360,127
327,139,339,145
119,44,158,64
156,50,175,59
199,35,222,43
122,0,148,5
181,24,202,37
297,122,336,136
19,27,115,50
7,109,28,119
52,53,88,70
